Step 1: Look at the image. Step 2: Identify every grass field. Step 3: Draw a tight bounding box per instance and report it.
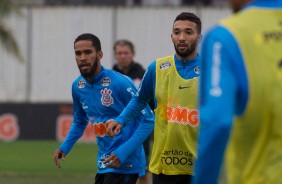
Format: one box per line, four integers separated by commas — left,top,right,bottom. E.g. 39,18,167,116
0,140,98,184
0,140,226,184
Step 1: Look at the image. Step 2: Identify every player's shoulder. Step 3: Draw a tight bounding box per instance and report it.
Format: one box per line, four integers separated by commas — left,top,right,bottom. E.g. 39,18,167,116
202,24,238,51
147,60,157,71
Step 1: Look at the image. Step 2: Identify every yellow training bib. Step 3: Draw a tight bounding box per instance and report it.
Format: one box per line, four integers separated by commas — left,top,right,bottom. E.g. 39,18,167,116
149,55,199,175
221,7,282,184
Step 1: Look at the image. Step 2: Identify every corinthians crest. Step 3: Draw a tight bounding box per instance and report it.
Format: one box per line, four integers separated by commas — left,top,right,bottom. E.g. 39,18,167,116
100,88,114,107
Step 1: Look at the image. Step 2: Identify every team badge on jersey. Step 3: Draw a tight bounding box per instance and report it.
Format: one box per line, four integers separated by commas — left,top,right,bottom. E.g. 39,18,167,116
101,77,111,86
100,88,114,107
78,79,86,88
194,66,200,74
160,62,171,70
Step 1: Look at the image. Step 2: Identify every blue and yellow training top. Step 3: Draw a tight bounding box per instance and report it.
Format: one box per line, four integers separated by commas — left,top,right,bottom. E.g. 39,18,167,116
194,0,282,184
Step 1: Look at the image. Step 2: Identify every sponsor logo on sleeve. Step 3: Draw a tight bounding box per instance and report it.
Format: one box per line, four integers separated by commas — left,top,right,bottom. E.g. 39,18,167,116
210,42,222,97
194,66,200,75
82,102,88,109
78,79,86,88
100,88,114,107
127,87,136,96
160,62,172,70
101,77,111,86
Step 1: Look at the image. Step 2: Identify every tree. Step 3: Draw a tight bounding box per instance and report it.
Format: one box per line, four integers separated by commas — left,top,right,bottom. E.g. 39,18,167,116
0,0,24,62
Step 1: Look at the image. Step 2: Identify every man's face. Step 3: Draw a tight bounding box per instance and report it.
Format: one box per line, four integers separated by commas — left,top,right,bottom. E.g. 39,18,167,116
114,45,134,68
74,40,101,78
171,20,200,59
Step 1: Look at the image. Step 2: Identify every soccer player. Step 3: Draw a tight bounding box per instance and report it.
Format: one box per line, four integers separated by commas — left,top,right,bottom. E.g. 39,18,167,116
106,12,202,184
53,33,154,184
112,39,153,184
193,0,282,184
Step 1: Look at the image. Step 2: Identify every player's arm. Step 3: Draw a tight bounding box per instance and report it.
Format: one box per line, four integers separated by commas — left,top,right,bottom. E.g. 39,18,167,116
193,26,248,184
104,106,154,168
106,62,156,136
106,89,155,166
53,84,88,168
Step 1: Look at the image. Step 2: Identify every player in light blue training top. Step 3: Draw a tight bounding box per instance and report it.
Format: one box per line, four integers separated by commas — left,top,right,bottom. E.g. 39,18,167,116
53,33,154,184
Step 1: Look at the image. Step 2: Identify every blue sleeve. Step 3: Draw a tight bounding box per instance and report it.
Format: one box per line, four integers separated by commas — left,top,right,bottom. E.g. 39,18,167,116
114,61,156,126
193,26,248,184
111,74,155,164
113,105,155,164
59,84,88,155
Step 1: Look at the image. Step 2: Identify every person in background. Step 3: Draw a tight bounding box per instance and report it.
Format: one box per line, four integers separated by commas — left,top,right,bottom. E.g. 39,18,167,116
113,39,152,184
53,33,154,184
106,12,202,184
113,39,145,88
193,0,282,184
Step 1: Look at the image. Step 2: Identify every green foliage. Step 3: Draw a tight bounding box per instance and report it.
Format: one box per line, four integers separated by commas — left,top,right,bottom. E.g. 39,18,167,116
0,140,98,184
0,0,21,17
0,0,24,62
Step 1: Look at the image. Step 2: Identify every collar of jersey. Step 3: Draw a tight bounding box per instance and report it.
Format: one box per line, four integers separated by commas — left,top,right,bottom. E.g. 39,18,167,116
82,66,106,86
174,54,199,67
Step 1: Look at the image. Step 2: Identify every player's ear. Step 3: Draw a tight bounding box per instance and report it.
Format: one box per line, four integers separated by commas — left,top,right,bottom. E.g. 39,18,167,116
97,50,103,60
197,34,202,43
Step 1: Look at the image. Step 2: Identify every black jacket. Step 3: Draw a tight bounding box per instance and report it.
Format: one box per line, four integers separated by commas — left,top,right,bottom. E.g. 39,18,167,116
112,62,145,80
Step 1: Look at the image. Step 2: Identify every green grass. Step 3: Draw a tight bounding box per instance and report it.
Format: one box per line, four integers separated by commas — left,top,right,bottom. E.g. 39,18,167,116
0,140,98,184
0,140,226,184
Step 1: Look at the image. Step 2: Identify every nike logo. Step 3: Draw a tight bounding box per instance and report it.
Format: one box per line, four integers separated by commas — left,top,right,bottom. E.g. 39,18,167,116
279,59,282,68
179,85,190,89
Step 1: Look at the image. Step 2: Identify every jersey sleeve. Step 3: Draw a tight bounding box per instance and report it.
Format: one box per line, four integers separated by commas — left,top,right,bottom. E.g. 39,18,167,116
114,61,156,126
58,84,88,155
111,73,155,164
112,105,154,164
193,26,248,184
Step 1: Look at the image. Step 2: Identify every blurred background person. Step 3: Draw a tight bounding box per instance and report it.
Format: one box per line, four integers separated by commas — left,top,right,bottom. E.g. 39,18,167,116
113,39,145,88
113,39,153,184
193,0,282,184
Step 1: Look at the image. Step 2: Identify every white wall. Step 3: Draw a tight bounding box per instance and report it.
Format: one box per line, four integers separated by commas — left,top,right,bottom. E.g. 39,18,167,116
30,7,114,102
0,9,28,102
0,5,231,102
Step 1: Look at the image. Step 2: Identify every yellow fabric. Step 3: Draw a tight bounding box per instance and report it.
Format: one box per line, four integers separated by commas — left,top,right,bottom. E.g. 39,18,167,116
149,55,199,175
220,8,282,184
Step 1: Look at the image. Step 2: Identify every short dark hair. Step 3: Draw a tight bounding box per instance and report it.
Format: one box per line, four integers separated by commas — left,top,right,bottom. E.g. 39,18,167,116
174,12,202,34
74,33,101,51
113,39,135,54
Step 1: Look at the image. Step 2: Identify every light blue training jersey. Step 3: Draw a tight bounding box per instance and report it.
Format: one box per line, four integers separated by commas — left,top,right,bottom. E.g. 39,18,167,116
59,66,154,176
